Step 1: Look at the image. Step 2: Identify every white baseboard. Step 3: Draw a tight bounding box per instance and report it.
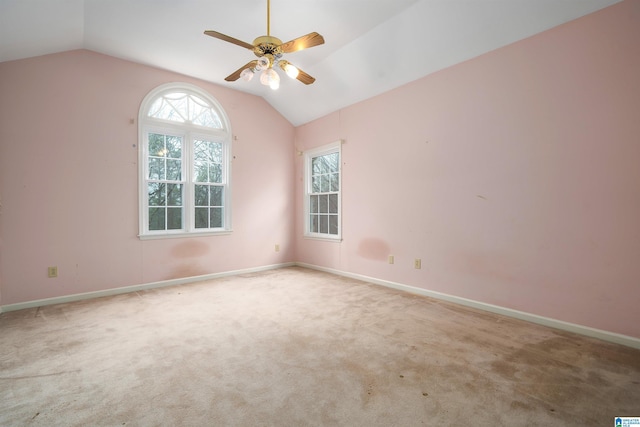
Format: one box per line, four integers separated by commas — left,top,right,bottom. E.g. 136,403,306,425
3,261,638,350
296,262,640,350
0,262,295,314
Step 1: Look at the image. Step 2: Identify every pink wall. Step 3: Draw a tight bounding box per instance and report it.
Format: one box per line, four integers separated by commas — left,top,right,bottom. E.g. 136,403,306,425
0,50,295,305
1,2,638,340
295,1,640,338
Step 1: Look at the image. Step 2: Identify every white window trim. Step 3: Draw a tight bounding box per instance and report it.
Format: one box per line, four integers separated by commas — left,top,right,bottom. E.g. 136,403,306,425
138,83,232,239
303,140,342,242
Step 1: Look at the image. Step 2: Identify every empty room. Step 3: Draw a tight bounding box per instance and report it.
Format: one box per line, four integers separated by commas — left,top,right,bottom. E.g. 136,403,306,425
1,0,639,425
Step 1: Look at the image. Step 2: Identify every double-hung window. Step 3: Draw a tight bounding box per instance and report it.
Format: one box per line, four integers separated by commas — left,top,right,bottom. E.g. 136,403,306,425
303,141,342,240
139,83,232,239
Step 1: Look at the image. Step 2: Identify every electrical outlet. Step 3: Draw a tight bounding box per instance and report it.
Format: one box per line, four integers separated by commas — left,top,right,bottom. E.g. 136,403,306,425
388,255,394,264
275,244,280,252
48,266,58,278
414,259,422,269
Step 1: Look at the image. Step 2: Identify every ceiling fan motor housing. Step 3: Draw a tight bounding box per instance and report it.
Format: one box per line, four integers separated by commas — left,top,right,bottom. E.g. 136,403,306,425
253,36,284,58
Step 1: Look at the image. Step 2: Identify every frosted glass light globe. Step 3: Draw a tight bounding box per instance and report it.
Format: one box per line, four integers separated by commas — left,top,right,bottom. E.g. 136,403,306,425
240,68,254,82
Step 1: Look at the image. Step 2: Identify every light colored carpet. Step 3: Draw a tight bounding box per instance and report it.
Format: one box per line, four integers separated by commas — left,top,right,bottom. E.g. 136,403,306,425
1,266,639,426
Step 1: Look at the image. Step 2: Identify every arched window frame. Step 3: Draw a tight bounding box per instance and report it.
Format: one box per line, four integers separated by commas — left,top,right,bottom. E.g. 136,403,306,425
138,83,232,239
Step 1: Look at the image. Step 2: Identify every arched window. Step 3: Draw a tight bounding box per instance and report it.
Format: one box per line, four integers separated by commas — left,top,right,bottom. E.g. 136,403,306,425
138,83,232,238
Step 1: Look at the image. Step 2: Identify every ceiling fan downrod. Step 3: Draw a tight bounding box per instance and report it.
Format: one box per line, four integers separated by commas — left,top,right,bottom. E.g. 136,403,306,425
267,0,271,37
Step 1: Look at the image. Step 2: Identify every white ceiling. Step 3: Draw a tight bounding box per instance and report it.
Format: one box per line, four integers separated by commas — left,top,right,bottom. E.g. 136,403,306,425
0,0,621,126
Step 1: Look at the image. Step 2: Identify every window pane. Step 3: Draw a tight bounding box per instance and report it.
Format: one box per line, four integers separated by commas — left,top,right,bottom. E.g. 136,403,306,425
150,98,185,122
210,207,223,228
194,185,208,206
167,207,182,229
195,207,208,228
194,161,208,183
192,108,211,127
312,176,321,193
210,142,223,164
200,140,212,162
189,95,223,129
329,215,338,235
194,140,223,183
210,164,222,183
166,184,182,206
155,100,173,121
211,186,223,206
194,141,208,162
319,194,328,213
328,194,338,214
166,159,182,181
310,195,319,213
148,158,165,180
148,183,165,206
194,140,222,162
148,100,163,119
320,157,330,174
330,173,339,192
320,175,330,192
326,153,339,172
312,157,323,174
149,133,164,156
310,215,318,233
166,136,182,158
319,215,328,234
149,207,165,230
174,96,189,119
166,103,185,122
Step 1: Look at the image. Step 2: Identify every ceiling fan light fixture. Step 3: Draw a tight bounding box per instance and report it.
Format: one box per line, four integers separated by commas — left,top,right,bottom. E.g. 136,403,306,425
279,61,299,79
240,68,254,81
255,55,270,71
260,68,280,89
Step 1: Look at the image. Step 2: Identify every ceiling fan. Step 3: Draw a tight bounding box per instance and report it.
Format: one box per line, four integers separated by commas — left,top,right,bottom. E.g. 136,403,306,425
204,0,324,90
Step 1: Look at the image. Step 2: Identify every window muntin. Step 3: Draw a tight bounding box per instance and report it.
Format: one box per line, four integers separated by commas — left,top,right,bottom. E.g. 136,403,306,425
139,83,231,239
147,92,223,128
304,141,342,240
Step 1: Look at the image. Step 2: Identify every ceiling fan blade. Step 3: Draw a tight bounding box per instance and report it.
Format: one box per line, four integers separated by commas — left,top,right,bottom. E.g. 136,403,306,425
294,67,316,85
280,32,325,53
225,61,258,82
204,30,255,50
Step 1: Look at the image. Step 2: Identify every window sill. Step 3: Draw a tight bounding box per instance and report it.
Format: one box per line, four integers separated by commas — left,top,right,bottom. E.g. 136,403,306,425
303,234,342,243
138,230,233,240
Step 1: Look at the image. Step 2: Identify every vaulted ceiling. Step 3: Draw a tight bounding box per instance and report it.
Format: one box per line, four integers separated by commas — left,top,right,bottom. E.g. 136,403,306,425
0,0,620,126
